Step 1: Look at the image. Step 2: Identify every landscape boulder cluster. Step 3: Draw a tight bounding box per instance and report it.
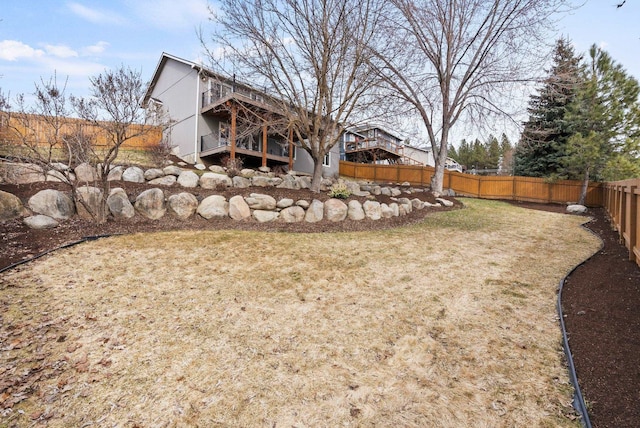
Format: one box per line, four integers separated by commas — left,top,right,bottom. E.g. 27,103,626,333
0,161,454,228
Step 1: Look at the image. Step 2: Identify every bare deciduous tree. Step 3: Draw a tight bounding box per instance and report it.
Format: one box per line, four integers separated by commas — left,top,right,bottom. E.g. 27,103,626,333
2,68,164,225
203,0,383,191
370,0,571,194
71,66,161,223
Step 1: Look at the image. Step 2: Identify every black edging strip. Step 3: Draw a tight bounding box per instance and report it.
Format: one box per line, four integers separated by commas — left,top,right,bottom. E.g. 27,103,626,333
0,234,117,275
557,216,604,428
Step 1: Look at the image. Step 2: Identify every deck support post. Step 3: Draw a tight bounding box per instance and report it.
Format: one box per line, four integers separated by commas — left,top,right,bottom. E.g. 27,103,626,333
288,127,294,171
262,123,268,167
230,102,237,160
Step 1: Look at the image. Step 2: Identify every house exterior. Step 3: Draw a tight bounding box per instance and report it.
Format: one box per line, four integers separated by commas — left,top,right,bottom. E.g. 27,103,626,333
341,124,422,165
402,145,463,172
142,53,340,177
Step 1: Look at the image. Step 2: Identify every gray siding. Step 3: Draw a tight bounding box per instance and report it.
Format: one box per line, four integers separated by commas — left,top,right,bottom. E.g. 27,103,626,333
293,143,340,178
147,59,200,162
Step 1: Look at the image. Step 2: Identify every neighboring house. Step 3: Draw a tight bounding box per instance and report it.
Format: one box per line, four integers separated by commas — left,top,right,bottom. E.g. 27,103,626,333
142,53,340,177
402,145,463,172
341,124,421,165
340,123,462,172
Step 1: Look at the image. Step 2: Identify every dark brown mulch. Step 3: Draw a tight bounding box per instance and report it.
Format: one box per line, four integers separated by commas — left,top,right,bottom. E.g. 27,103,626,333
562,207,640,428
510,200,640,428
0,180,460,270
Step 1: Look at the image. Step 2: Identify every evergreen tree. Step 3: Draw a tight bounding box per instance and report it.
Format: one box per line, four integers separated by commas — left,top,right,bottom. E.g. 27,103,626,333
486,134,502,169
514,37,583,177
499,133,514,175
448,143,458,163
564,45,640,204
457,139,473,169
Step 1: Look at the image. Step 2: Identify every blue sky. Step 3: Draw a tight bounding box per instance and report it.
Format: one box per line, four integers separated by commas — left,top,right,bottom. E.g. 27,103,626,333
1,1,639,115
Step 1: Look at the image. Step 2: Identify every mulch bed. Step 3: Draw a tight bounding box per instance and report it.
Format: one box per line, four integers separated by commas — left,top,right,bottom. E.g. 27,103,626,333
0,180,460,270
511,200,640,428
1,188,638,427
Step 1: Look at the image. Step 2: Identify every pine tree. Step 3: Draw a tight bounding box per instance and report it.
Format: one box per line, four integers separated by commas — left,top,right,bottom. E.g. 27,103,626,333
514,37,583,177
564,45,640,204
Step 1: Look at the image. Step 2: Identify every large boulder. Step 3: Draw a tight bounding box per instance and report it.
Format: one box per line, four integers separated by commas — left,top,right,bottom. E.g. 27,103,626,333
324,198,348,222
253,210,279,223
567,204,587,214
144,168,165,181
280,206,305,223
122,166,145,183
277,174,300,190
4,163,45,184
197,195,229,219
177,171,199,188
208,165,226,174
76,186,104,220
297,176,312,189
107,166,124,181
134,188,166,220
304,199,324,223
381,203,394,219
74,163,98,183
167,192,198,219
245,193,277,210
251,175,272,187
362,200,382,220
239,168,256,178
28,189,75,220
0,190,29,222
163,165,183,176
24,215,59,229
277,198,294,209
148,175,177,186
397,197,413,214
232,176,251,188
228,195,251,220
107,188,135,219
199,172,232,189
347,200,365,221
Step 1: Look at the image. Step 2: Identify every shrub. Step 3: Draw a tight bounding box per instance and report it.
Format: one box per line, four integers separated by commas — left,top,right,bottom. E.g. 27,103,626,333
222,156,243,177
328,180,351,199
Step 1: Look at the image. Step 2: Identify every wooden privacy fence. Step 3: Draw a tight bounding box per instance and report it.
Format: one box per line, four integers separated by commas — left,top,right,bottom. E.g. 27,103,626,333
0,112,162,149
339,161,603,206
603,179,640,267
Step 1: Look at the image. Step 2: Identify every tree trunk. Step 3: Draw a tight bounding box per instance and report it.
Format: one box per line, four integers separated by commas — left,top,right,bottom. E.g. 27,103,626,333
430,135,450,195
578,165,590,206
310,158,324,192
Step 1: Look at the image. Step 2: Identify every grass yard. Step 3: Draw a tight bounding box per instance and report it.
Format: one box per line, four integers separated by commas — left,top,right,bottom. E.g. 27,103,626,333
0,199,600,427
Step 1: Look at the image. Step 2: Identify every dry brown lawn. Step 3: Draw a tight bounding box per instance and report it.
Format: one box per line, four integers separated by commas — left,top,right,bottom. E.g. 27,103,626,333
0,199,600,427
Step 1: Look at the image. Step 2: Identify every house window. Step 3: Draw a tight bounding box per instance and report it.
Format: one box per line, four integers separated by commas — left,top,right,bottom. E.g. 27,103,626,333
323,152,330,167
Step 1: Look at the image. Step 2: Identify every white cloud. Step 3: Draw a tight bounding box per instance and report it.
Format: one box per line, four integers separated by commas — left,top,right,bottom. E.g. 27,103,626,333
82,41,110,56
67,2,127,25
44,44,79,59
0,40,45,61
128,0,209,30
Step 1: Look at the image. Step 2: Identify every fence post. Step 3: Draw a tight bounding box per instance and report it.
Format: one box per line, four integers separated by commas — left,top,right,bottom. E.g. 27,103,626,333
628,185,637,262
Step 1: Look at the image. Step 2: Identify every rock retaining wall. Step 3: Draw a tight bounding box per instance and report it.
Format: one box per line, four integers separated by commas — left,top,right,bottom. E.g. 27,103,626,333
1,161,454,229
